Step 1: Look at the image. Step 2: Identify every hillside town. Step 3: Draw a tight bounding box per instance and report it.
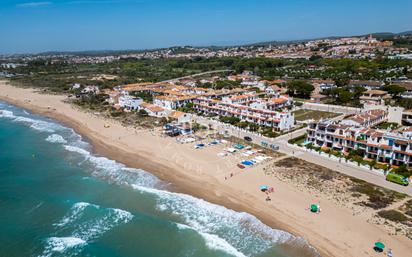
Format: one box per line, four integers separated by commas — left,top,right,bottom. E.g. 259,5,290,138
1,34,411,68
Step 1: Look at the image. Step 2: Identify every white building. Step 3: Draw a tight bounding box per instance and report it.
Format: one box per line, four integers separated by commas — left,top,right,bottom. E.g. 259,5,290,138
222,94,257,105
140,102,168,117
194,97,294,131
340,109,387,127
153,95,196,110
71,83,81,90
119,94,143,110
169,111,192,124
81,85,100,94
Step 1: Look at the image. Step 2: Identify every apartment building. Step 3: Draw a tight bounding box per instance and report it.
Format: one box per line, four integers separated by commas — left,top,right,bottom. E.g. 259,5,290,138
221,94,258,105
194,97,294,131
153,95,197,110
306,110,412,167
359,90,391,106
119,94,143,110
340,109,387,127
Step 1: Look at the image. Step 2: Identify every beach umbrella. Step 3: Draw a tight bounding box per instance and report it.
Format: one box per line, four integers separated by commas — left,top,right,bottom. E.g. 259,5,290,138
374,242,385,251
310,204,318,213
260,186,268,191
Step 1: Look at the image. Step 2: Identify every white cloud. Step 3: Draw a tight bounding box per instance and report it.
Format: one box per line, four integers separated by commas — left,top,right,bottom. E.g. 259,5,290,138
17,1,52,8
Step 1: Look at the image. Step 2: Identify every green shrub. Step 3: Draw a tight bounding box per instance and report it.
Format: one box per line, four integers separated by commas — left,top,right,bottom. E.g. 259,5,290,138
393,164,412,178
288,134,307,144
138,109,148,116
378,210,409,222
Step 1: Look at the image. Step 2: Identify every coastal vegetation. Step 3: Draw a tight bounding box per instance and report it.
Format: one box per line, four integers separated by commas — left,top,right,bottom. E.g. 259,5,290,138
271,157,407,211
6,57,412,94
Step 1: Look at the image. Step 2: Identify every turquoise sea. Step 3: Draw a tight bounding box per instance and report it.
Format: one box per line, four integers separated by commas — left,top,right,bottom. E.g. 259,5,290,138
0,101,319,257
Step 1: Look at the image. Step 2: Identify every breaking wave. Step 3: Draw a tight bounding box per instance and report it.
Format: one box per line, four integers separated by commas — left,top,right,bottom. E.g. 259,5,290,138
0,107,63,133
0,109,14,118
54,202,94,228
40,237,86,257
46,134,67,144
1,102,319,257
134,186,318,257
41,201,133,257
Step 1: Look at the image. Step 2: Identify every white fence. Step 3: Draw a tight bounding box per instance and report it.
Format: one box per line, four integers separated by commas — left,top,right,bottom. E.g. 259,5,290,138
287,143,386,175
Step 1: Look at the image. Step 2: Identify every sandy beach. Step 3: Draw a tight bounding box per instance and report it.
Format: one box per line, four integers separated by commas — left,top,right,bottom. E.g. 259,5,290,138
1,80,411,257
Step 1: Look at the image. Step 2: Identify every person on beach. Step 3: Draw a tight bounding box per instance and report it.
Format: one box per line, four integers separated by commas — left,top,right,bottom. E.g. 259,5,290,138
387,248,393,257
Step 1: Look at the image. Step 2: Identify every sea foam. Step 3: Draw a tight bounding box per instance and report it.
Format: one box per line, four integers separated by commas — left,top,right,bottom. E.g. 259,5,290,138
62,144,160,188
69,204,134,242
199,232,247,257
46,134,67,144
133,186,306,257
0,109,14,118
54,202,95,228
176,223,246,257
40,236,86,257
45,202,134,256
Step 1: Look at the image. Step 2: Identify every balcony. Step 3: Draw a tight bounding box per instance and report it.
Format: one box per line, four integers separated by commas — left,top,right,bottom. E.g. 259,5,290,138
367,148,378,154
394,155,406,161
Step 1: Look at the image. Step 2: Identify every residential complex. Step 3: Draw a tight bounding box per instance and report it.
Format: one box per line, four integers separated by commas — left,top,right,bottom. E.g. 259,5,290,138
104,74,295,132
306,109,412,167
194,95,294,131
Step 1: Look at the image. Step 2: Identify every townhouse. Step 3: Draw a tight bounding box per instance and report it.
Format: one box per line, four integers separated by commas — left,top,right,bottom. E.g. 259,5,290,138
306,109,412,167
221,94,258,105
349,80,384,90
194,96,294,131
340,109,387,127
139,103,168,117
359,90,391,106
153,95,197,110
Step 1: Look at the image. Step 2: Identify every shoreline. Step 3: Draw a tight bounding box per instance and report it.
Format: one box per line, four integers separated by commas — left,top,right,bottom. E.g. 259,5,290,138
2,80,412,257
0,86,321,257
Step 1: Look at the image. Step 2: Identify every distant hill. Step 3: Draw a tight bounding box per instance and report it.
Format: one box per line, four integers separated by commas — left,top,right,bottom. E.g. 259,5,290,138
31,30,412,56
244,31,412,47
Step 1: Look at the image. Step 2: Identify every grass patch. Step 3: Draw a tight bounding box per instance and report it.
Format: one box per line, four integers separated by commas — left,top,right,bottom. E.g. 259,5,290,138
292,109,339,121
350,178,407,209
373,122,399,130
378,210,409,222
273,157,408,210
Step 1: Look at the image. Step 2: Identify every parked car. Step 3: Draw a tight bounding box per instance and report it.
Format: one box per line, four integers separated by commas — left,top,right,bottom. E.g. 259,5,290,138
244,136,252,142
386,173,409,186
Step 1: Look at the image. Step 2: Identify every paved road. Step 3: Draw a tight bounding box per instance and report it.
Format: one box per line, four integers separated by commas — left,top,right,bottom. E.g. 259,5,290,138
275,142,412,196
161,69,234,83
273,117,412,196
194,115,412,196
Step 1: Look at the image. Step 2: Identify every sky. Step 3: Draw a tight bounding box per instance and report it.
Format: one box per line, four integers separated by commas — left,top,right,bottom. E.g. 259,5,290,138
0,0,411,54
